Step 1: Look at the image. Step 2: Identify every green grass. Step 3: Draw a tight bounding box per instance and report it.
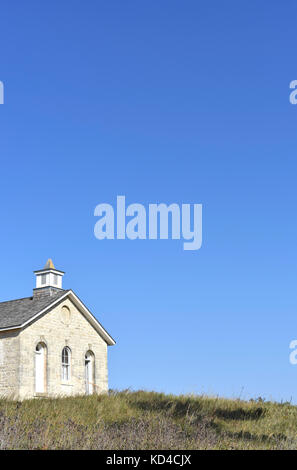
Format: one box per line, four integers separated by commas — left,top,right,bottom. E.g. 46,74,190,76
0,390,296,449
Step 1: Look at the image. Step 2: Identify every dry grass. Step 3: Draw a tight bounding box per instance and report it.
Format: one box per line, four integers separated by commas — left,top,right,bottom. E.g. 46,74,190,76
0,390,296,449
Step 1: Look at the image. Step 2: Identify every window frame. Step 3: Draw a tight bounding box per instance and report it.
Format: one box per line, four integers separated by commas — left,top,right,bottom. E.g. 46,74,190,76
85,350,95,395
61,346,71,382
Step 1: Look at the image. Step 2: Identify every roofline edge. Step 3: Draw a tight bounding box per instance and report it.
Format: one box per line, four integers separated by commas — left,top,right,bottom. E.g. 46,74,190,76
0,290,116,346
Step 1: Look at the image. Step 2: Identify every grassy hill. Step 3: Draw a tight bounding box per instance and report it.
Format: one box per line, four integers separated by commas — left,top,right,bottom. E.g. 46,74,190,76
0,390,296,449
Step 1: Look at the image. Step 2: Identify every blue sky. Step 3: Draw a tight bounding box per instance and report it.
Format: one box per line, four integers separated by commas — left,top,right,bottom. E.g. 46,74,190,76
0,0,297,402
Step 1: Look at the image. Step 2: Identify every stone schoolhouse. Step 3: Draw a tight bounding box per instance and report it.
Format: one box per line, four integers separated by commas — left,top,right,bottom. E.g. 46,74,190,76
0,259,115,399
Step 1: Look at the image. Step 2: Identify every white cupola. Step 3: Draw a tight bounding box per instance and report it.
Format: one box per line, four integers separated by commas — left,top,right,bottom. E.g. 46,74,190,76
33,259,65,297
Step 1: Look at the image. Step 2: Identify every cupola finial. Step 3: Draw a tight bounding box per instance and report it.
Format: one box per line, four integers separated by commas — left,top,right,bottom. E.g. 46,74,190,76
44,258,55,269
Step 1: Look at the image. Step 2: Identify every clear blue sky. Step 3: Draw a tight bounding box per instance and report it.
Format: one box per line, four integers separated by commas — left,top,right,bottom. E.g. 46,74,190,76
0,0,296,403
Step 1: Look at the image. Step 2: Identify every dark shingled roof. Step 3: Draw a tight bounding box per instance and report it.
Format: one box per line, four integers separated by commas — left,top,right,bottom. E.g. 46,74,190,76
0,290,69,329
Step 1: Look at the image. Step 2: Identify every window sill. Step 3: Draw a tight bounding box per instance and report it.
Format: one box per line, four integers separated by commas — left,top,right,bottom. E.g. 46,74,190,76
61,382,73,386
34,392,47,397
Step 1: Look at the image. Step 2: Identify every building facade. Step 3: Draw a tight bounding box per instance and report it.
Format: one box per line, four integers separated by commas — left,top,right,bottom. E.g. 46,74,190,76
0,260,115,400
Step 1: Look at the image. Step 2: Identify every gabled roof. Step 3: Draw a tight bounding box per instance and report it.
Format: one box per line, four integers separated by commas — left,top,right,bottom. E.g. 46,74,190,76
0,290,115,346
0,290,68,330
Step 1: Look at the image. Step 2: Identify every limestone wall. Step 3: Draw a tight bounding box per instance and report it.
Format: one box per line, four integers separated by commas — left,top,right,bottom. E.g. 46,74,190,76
18,297,108,400
0,330,20,398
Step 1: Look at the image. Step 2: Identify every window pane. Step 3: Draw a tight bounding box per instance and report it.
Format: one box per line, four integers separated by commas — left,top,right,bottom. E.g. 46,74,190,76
62,348,70,381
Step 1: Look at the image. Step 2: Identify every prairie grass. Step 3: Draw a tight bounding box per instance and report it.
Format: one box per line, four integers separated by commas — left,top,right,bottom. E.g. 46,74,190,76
0,390,296,449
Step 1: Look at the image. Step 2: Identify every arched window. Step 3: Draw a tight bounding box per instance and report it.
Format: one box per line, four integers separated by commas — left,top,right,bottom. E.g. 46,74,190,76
62,347,71,381
85,351,95,395
35,342,47,393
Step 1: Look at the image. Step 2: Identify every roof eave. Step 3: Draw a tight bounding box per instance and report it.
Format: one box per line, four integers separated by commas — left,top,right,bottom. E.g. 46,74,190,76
67,290,116,346
33,268,65,275
0,290,116,346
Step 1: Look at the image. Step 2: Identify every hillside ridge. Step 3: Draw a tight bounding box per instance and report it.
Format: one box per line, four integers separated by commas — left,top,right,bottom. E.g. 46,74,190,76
0,390,295,450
